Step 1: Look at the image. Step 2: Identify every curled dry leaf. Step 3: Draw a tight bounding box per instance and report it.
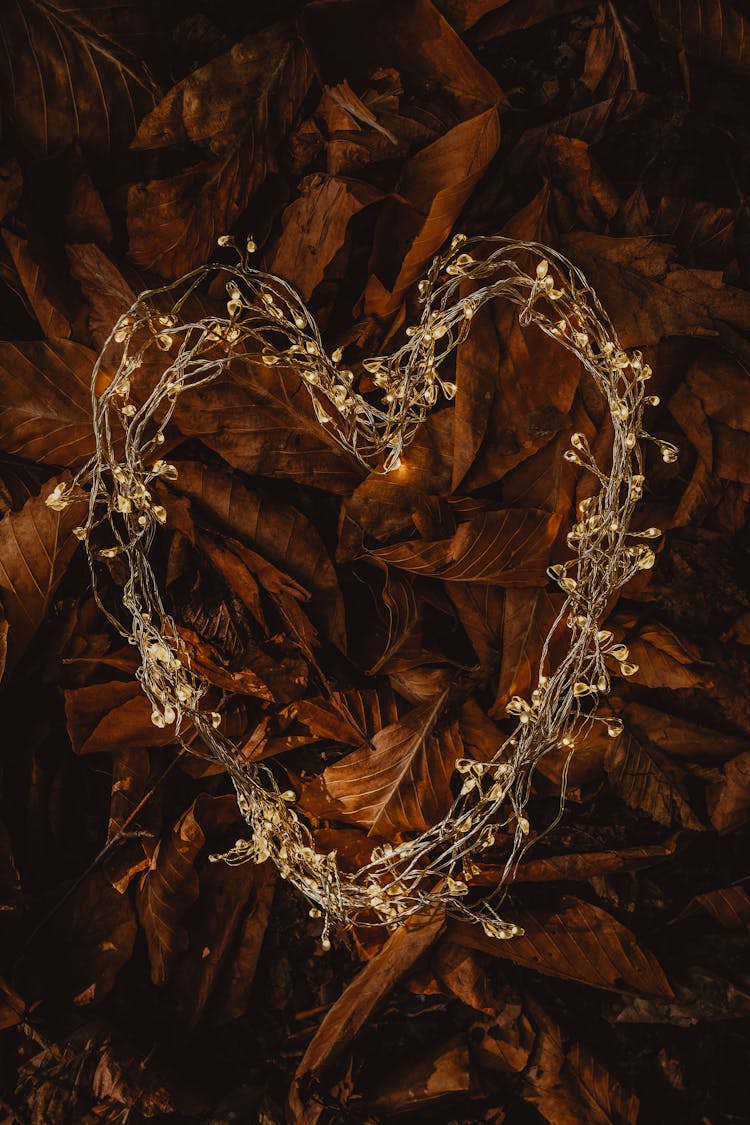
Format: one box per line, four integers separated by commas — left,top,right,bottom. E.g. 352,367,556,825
137,793,239,985
474,837,680,884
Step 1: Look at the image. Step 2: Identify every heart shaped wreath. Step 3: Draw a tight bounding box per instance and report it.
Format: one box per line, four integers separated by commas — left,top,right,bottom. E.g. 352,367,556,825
49,234,676,947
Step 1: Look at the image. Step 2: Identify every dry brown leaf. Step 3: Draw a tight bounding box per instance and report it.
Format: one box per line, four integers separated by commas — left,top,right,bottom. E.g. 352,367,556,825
301,691,463,834
452,294,582,490
65,680,177,755
626,625,704,690
669,351,750,483
0,0,158,158
365,105,501,315
270,174,386,300
288,910,444,1124
212,862,276,1025
367,1039,471,1113
0,474,84,677
581,3,637,99
650,0,750,76
604,730,704,830
0,340,96,465
175,461,346,651
137,793,239,985
474,838,679,884
677,884,750,932
655,197,735,269
503,93,651,189
452,896,673,996
173,364,362,494
706,749,750,832
544,134,621,233
445,582,504,668
522,996,639,1125
66,243,138,350
562,232,750,347
169,859,273,1034
18,871,137,1008
623,701,749,761
492,587,565,714
304,0,501,317
368,508,560,585
294,687,401,746
461,0,591,36
338,420,454,548
128,22,311,277
0,978,25,1033
2,228,73,337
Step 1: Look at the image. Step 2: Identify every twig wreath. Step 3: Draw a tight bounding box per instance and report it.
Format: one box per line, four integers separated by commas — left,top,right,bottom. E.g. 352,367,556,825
50,234,676,947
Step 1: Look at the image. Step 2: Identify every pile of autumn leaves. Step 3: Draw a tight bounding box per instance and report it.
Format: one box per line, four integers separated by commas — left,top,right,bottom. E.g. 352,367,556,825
0,0,750,1122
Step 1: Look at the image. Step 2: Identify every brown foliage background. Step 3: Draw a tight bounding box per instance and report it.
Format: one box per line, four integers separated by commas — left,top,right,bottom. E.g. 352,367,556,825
1,1,750,1122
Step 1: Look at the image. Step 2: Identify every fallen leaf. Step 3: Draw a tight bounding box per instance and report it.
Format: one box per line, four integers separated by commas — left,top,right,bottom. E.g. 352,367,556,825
706,749,750,832
367,508,560,584
0,0,158,158
289,910,444,1124
0,339,96,465
175,461,346,651
128,21,312,277
65,680,177,754
676,884,750,932
0,474,84,677
137,793,239,985
561,232,750,347
302,691,462,834
367,1038,471,1112
270,173,386,300
452,896,673,996
649,0,750,77
522,996,639,1125
604,730,704,830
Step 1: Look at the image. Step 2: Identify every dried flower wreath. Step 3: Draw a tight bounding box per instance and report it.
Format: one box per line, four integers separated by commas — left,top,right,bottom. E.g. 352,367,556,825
49,234,675,947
